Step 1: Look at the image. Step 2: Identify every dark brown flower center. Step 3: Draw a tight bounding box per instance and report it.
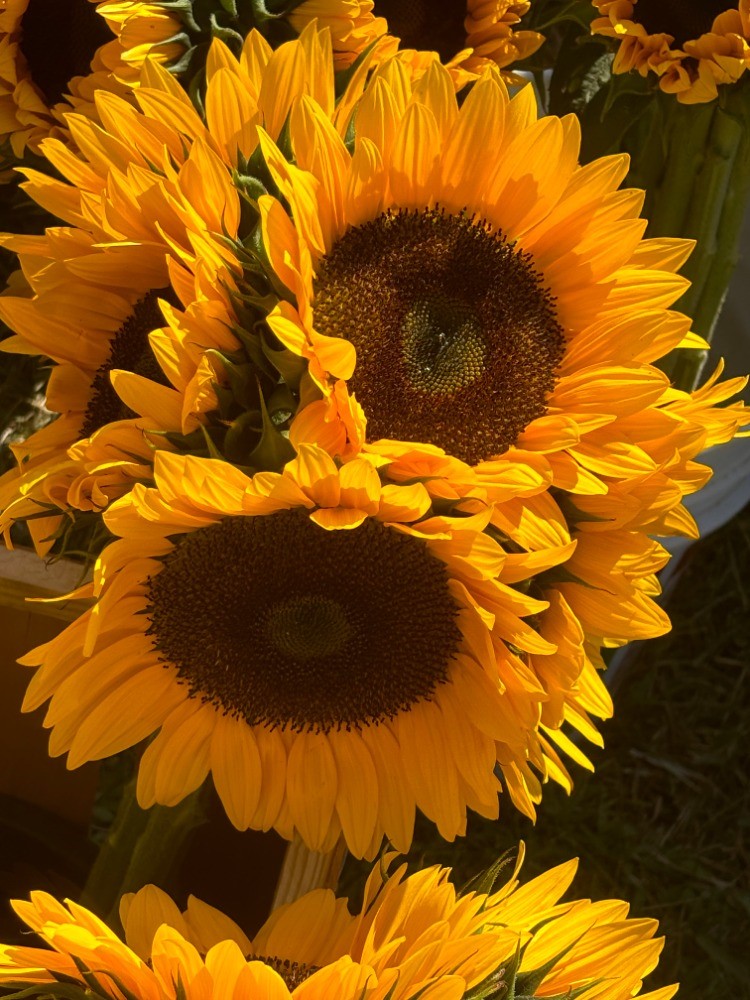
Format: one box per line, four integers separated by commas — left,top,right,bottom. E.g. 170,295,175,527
248,956,318,988
313,208,565,466
80,288,173,439
373,0,467,60
631,0,729,47
19,0,112,107
145,509,462,732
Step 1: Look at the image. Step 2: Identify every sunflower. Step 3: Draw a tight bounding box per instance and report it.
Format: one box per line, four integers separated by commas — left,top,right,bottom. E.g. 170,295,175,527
591,1,750,103
6,25,371,400
19,443,599,856
259,65,747,499
0,27,390,552
485,357,748,712
369,0,544,86
249,56,749,740
0,0,134,156
0,228,235,554
0,851,676,999
0,248,169,553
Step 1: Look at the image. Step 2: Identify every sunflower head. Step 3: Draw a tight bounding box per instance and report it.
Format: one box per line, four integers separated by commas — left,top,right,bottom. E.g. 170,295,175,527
310,204,566,465
591,0,750,102
243,49,748,744
0,853,676,1000
0,24,388,550
0,238,201,554
0,0,129,155
17,442,608,856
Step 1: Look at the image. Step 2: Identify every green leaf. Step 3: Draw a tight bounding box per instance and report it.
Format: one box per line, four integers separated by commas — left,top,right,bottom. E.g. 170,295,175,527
548,25,613,118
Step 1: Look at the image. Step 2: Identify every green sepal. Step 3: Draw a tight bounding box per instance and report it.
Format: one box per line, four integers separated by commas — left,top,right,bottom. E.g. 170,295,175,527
6,502,63,521
376,977,404,1000
167,39,208,77
187,61,207,116
211,380,238,419
240,141,284,206
485,524,526,554
458,849,517,899
266,381,296,422
335,36,380,99
554,493,613,525
204,349,262,410
261,331,306,390
537,565,598,590
208,11,244,49
0,987,92,999
154,0,202,34
264,0,310,14
228,320,278,379
154,425,210,458
173,972,189,1000
510,920,598,1000
243,0,279,24
233,171,269,207
200,425,226,460
501,941,522,1000
513,954,569,999
245,388,296,469
223,408,263,464
70,958,114,998
462,963,507,1000
272,116,295,163
103,978,142,1000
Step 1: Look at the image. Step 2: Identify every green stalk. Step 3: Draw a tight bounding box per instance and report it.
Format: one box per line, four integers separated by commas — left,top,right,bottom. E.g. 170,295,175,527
668,104,750,389
80,779,207,932
641,100,715,238
629,85,750,390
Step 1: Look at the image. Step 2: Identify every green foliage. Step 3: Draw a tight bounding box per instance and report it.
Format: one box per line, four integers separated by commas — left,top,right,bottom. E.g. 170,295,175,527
0,179,54,479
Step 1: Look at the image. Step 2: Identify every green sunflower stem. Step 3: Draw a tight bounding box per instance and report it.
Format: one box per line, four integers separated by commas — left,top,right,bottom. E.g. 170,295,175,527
272,834,348,909
631,85,750,391
80,779,207,932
